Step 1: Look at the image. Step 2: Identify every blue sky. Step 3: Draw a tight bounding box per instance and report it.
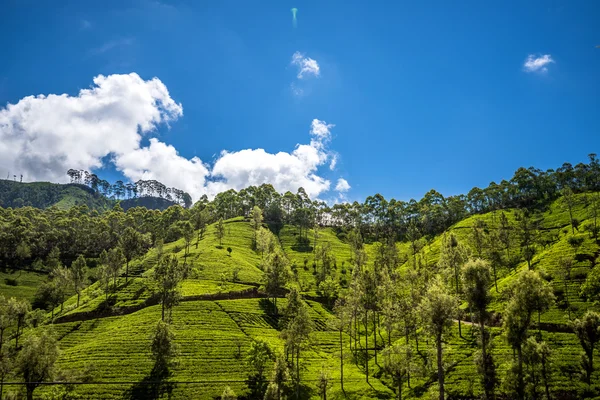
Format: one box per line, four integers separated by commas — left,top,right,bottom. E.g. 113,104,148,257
1,0,599,202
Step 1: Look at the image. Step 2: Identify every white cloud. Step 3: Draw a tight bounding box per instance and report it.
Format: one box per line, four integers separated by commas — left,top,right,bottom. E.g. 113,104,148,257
291,51,320,79
114,138,210,200
523,54,555,73
0,73,182,187
208,118,336,198
335,178,350,192
0,74,344,201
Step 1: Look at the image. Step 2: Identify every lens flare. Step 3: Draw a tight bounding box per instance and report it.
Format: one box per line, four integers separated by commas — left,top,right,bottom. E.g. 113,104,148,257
291,8,298,28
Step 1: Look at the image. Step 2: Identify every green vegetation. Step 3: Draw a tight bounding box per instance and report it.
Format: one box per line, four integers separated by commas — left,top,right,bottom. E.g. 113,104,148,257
2,157,600,398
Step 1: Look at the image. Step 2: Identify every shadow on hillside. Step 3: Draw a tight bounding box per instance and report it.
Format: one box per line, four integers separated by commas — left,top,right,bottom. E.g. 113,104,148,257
258,298,281,329
291,235,313,253
123,365,175,400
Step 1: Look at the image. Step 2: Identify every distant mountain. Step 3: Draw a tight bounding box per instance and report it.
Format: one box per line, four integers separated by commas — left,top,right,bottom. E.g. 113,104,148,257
0,179,113,210
0,180,177,211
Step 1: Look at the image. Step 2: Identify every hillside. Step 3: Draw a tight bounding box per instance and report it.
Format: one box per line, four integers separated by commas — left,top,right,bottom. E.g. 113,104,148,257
0,179,178,211
0,192,597,399
2,166,600,399
0,179,113,210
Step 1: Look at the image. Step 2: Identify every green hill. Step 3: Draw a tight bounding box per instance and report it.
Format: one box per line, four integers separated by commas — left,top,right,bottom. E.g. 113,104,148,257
0,179,113,210
3,166,600,399
0,179,179,211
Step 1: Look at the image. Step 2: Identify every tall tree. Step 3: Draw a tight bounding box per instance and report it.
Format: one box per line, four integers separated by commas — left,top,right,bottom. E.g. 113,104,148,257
503,270,554,399
263,250,290,314
571,311,600,386
182,221,194,265
17,329,60,400
120,227,150,282
150,320,178,376
559,256,575,320
438,233,468,337
0,296,11,352
216,218,225,247
462,259,496,399
250,206,263,249
246,339,272,397
8,298,30,350
107,247,126,289
382,343,412,400
561,187,577,234
419,276,457,400
193,208,210,248
152,254,186,322
71,255,88,308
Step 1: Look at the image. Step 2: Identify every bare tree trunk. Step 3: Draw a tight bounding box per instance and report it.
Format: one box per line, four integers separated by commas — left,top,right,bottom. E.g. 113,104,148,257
436,333,444,400
373,310,378,366
364,310,369,383
339,329,344,392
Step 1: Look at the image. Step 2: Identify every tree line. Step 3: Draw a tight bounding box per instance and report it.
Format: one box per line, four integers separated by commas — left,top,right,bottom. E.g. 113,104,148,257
66,169,192,208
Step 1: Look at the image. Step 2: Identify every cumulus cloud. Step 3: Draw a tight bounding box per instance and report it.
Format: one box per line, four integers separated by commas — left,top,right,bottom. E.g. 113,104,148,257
0,72,182,185
523,54,555,73
0,74,344,201
207,118,335,198
335,178,350,193
291,51,320,79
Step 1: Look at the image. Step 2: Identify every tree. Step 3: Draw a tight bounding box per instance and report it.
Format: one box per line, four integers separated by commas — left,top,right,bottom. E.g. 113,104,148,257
515,210,538,270
71,255,88,308
250,206,263,249
470,219,488,259
562,187,577,234
17,329,60,400
216,217,225,246
438,233,468,337
559,256,575,319
152,254,186,322
120,227,150,282
419,276,457,400
283,303,313,399
8,297,30,350
263,250,290,314
331,298,351,392
182,221,194,265
522,337,552,400
269,353,290,400
98,263,112,302
246,339,272,386
318,276,340,308
193,208,210,248
50,265,70,313
257,227,275,264
503,270,554,399
382,343,412,400
221,386,237,400
0,346,10,400
571,311,600,386
150,320,178,375
462,259,496,399
498,212,512,259
107,247,126,290
0,296,12,351
317,367,331,400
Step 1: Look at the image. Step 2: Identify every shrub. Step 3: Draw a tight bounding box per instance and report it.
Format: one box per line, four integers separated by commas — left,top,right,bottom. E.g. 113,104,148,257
4,278,18,286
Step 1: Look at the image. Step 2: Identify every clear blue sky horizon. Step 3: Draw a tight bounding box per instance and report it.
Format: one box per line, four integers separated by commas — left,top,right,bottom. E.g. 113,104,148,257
1,0,599,203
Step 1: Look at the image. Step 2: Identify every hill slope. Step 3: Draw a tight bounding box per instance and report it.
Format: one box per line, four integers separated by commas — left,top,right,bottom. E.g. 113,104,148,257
3,193,600,399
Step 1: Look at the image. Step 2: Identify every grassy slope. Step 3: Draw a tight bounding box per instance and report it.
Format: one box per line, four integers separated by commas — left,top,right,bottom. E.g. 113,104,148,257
7,193,600,399
0,269,47,301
